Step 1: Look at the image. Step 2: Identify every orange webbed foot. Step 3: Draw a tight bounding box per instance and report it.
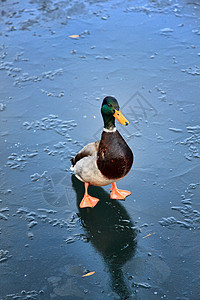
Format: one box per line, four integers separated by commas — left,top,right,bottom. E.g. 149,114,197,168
80,182,100,208
80,194,100,208
110,182,131,200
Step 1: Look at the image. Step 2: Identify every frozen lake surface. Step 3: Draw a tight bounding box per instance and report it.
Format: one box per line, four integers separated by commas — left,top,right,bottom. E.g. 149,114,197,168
0,0,200,299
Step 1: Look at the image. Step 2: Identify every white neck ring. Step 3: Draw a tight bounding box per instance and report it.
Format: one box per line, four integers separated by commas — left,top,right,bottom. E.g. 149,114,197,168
103,127,116,133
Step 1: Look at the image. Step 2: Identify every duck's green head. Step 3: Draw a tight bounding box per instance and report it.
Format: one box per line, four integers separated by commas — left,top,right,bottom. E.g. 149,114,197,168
101,96,129,130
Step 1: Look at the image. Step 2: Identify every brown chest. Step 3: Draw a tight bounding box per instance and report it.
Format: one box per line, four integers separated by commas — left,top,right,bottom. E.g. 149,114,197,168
97,130,133,180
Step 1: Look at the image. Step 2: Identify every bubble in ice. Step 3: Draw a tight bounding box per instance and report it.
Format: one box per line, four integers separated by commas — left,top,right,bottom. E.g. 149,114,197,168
159,183,200,229
41,88,65,98
11,67,63,87
7,150,38,170
44,140,83,161
0,249,12,262
168,128,183,133
160,28,174,34
181,66,200,76
0,207,9,212
0,212,8,220
133,282,151,289
0,103,6,111
15,206,79,232
179,125,200,160
28,221,38,228
124,2,182,15
23,115,77,138
30,171,48,181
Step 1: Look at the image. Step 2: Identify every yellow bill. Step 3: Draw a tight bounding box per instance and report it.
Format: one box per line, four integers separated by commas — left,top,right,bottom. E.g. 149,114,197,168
113,109,129,125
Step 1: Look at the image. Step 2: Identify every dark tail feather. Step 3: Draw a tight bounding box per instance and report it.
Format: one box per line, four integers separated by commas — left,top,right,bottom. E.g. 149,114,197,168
70,157,75,167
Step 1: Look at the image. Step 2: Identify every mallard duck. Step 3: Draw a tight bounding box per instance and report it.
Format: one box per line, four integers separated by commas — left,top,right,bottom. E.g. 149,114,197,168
71,96,134,208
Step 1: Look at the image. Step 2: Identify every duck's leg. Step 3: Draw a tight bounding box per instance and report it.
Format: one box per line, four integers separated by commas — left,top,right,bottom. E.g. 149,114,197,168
80,182,100,208
110,182,131,200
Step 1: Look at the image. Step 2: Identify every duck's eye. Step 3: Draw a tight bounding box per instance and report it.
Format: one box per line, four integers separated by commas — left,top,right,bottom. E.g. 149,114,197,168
107,103,112,108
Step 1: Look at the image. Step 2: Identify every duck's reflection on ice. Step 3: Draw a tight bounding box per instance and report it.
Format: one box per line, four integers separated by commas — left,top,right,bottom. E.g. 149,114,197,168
72,175,137,299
